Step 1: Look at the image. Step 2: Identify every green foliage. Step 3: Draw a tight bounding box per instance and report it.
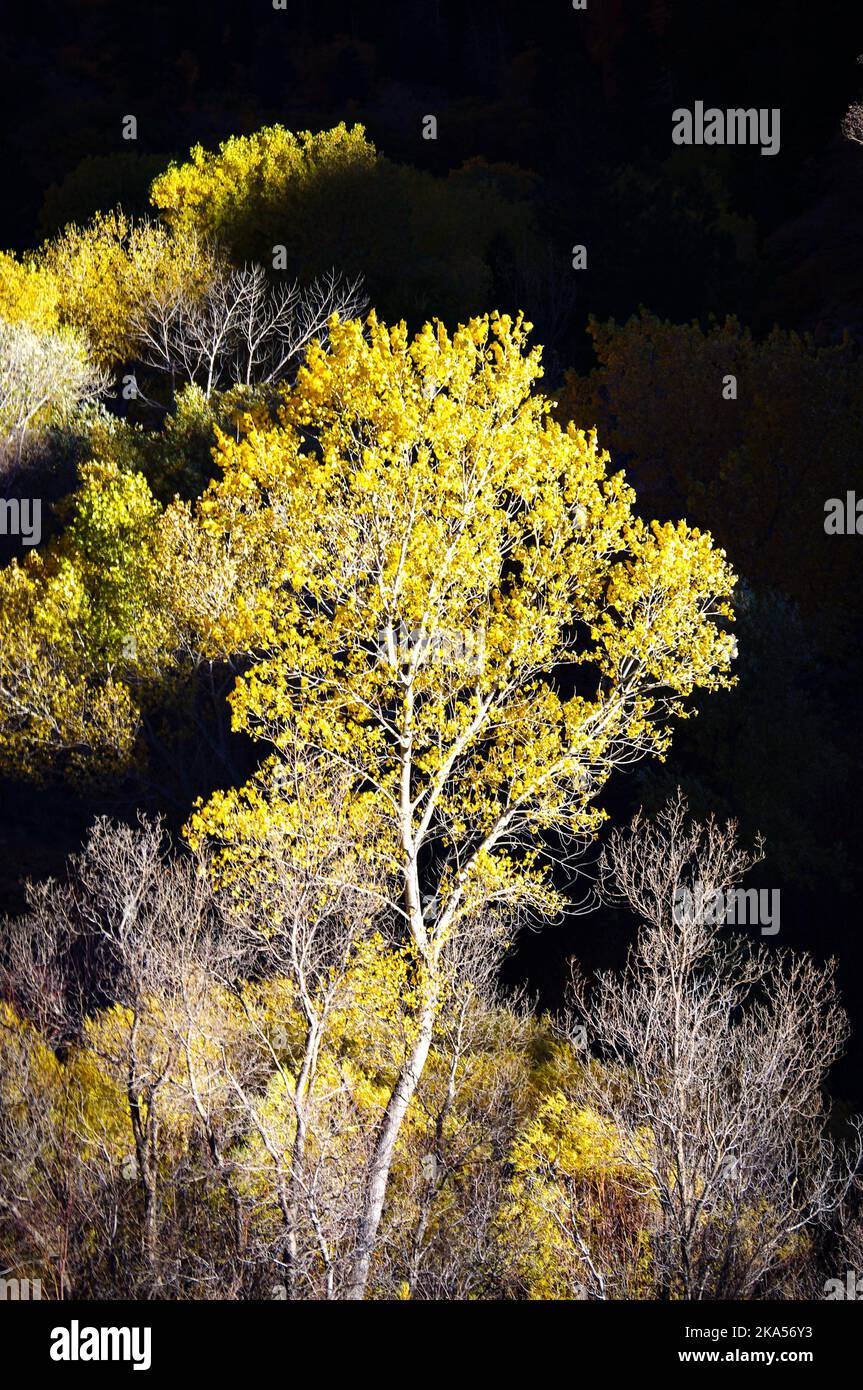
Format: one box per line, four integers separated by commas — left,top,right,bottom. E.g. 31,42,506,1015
83,384,255,503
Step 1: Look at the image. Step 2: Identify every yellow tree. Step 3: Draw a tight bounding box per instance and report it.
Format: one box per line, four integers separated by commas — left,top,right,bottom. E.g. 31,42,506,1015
149,122,534,325
39,211,214,370
0,251,61,332
188,309,737,1297
0,446,258,784
149,123,379,268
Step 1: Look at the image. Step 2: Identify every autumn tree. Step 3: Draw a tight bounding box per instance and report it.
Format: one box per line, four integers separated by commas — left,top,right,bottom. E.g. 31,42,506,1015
0,252,61,334
188,309,737,1296
39,211,214,370
499,1089,652,1299
0,443,260,787
150,123,536,325
0,458,169,781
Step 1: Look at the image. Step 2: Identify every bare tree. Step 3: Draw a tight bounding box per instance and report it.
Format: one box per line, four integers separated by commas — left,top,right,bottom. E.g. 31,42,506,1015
199,747,396,1299
0,783,391,1301
135,263,367,400
565,794,863,1299
0,816,247,1297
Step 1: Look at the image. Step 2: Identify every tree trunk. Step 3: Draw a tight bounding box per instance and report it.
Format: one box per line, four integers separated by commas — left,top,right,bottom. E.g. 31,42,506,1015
346,985,437,1299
